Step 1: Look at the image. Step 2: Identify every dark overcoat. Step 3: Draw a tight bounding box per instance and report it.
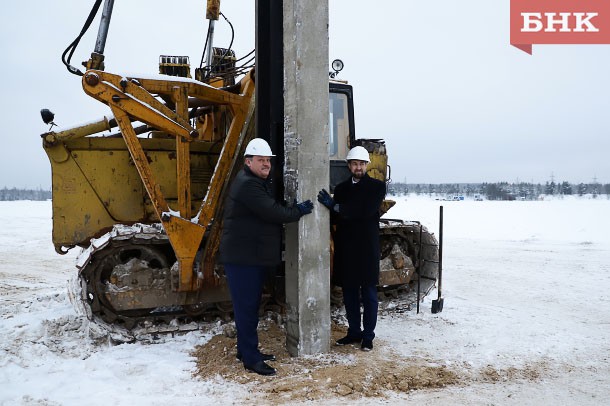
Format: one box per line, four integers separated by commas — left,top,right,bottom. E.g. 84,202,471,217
332,174,386,288
219,167,302,267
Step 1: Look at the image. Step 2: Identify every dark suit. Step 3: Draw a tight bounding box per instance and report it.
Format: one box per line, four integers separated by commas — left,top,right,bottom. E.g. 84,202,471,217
220,167,301,267
219,166,302,365
332,174,386,341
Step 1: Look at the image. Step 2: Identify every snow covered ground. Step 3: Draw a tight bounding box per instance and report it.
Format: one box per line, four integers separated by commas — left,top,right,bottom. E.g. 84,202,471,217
1,196,609,405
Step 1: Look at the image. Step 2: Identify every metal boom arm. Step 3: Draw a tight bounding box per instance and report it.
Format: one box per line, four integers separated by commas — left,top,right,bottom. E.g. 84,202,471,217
82,69,255,291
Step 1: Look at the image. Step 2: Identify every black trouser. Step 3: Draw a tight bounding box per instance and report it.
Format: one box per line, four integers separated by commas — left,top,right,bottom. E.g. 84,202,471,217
224,264,268,365
342,284,378,341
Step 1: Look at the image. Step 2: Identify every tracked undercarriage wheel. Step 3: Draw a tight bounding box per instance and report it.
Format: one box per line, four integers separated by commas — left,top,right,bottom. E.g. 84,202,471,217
183,302,211,317
81,243,171,327
213,301,234,321
330,285,344,307
377,220,440,307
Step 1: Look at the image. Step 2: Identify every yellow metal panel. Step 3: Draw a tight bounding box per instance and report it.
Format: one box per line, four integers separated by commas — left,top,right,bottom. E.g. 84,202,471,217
163,216,206,291
111,107,170,218
44,136,221,247
173,86,191,218
45,141,70,163
71,149,145,221
48,149,118,249
367,152,387,182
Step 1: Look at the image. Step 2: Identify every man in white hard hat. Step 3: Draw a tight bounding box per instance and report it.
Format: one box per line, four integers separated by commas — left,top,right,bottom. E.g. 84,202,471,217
317,145,386,351
219,138,314,376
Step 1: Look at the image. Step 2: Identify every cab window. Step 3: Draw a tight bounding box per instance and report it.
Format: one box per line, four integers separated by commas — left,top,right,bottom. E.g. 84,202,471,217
329,92,349,160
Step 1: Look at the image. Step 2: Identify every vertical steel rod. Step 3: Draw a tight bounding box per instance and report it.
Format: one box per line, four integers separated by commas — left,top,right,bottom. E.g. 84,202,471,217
205,20,216,68
94,0,115,55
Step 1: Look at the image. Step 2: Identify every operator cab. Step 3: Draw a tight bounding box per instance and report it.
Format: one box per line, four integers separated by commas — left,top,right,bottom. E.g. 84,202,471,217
328,82,355,192
329,81,389,192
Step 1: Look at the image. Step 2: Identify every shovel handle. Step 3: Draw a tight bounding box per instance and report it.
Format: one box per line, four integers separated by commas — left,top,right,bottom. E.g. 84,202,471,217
437,206,443,300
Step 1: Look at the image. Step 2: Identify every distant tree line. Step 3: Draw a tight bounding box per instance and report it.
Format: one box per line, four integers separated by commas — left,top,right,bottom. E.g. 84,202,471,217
0,187,51,201
388,182,610,200
3,183,609,202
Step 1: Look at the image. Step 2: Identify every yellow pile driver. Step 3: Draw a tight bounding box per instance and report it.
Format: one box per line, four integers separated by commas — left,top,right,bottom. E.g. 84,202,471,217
41,0,439,331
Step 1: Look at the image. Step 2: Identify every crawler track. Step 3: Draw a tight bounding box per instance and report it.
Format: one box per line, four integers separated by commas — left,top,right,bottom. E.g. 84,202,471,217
69,221,439,341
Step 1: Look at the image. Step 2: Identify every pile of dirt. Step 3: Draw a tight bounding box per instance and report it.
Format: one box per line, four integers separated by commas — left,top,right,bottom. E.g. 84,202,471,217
476,360,548,383
192,318,460,402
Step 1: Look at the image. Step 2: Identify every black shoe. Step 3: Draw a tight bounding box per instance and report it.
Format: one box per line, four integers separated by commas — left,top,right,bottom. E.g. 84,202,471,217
236,352,276,362
335,335,362,346
244,361,276,376
361,339,373,351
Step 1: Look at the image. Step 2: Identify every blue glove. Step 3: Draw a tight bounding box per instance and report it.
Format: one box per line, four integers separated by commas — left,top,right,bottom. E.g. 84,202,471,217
317,189,335,210
296,200,314,215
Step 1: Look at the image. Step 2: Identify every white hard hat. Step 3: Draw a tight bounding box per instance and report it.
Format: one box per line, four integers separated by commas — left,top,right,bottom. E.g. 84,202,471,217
346,146,370,162
244,138,275,157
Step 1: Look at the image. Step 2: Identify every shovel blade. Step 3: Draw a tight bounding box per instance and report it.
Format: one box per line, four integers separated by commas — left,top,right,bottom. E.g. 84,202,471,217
431,298,444,313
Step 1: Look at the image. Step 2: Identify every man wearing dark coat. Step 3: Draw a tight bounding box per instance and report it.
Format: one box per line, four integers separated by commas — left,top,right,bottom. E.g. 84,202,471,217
318,146,386,351
219,138,314,376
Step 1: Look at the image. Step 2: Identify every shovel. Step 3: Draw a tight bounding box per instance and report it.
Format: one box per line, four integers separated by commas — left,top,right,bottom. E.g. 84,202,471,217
432,205,444,313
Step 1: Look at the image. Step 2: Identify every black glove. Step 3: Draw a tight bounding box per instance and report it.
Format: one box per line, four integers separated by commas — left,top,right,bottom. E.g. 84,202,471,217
317,189,335,210
296,199,314,215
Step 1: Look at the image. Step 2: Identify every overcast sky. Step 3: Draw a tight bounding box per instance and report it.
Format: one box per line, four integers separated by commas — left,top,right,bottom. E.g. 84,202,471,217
1,0,609,188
